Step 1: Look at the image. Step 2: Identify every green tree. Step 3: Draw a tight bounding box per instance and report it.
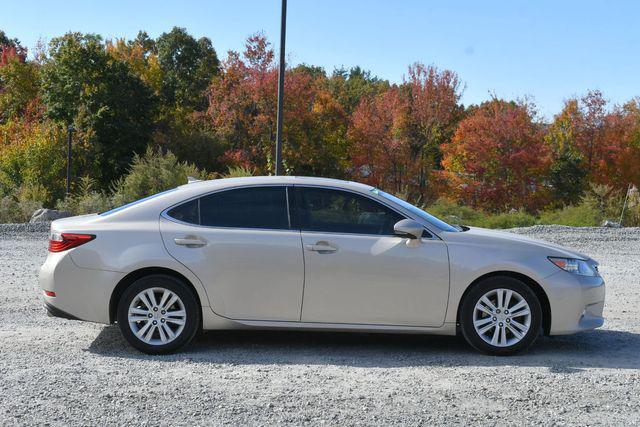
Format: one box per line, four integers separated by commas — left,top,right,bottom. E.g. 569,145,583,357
0,30,19,48
41,32,157,187
156,27,219,110
329,66,389,114
545,100,588,206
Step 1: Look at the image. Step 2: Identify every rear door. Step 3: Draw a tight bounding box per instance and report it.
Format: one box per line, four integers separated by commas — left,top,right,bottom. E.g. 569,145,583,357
294,186,450,327
159,185,304,321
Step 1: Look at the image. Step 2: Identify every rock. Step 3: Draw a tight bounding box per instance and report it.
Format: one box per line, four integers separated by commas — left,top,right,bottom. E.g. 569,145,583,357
29,209,72,223
601,220,621,228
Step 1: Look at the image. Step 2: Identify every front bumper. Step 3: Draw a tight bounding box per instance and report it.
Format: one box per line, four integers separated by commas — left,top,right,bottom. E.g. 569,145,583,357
39,251,125,324
544,270,605,335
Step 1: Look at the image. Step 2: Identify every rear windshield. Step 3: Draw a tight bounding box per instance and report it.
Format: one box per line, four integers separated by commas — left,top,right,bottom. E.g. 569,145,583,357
99,189,178,216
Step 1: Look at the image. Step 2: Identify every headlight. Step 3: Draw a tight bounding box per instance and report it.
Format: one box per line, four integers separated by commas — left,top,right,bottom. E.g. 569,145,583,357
548,257,599,276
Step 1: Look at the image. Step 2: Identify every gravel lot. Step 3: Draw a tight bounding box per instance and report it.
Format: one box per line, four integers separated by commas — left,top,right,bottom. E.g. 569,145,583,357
1,224,639,425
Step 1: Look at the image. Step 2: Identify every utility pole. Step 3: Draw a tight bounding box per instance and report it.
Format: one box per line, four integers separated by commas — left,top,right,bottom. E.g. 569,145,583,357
66,125,74,196
274,0,287,175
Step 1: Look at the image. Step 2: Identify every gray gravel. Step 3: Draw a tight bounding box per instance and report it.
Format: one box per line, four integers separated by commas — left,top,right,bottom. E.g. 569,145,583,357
1,224,639,425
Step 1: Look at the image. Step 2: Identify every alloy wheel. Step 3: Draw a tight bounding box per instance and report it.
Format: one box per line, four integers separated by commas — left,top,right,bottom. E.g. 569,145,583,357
473,288,532,347
128,287,187,345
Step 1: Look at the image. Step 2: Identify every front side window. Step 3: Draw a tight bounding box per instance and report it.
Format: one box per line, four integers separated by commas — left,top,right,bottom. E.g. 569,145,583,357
295,187,403,235
371,188,459,232
166,186,290,230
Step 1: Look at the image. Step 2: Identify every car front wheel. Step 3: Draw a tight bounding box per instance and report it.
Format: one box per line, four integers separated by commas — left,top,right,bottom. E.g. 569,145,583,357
460,276,542,355
116,274,200,354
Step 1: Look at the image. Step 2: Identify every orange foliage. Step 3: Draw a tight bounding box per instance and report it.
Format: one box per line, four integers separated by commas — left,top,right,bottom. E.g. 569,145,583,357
441,99,551,212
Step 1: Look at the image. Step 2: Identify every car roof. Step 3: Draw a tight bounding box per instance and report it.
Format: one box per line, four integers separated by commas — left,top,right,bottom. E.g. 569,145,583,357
98,176,376,221
178,175,374,192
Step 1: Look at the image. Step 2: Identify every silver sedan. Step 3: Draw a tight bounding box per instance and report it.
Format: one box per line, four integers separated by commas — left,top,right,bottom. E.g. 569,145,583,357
39,176,605,355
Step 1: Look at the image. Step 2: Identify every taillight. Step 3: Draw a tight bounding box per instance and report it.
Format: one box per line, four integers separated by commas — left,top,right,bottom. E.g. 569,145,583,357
48,233,95,252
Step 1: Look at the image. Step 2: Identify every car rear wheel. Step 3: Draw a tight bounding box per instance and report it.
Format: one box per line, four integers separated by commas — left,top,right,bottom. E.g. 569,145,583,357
460,276,542,355
117,274,200,354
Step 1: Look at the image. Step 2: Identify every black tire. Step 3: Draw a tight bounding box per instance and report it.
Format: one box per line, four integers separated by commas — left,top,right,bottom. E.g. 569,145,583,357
117,274,200,354
460,276,542,355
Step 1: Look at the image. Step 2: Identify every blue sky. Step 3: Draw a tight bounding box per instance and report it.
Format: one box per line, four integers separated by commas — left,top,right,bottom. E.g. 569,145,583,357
3,0,639,119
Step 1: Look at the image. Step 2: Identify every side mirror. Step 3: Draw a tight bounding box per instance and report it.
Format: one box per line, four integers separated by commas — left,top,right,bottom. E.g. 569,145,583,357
393,219,424,239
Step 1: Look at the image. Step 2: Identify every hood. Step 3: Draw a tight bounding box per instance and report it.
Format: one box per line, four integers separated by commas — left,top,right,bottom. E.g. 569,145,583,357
450,226,594,262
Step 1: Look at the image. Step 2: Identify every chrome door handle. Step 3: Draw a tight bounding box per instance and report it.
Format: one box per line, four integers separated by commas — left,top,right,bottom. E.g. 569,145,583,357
174,238,207,248
304,241,338,253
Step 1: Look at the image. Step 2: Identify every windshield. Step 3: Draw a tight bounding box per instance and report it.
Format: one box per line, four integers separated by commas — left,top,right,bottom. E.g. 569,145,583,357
371,189,459,233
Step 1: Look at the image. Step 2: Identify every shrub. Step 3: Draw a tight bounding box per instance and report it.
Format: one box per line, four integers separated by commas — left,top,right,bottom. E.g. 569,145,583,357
537,203,600,227
56,177,111,215
621,186,640,226
110,147,205,206
220,165,254,178
0,188,42,223
479,210,537,229
425,198,484,226
0,120,67,205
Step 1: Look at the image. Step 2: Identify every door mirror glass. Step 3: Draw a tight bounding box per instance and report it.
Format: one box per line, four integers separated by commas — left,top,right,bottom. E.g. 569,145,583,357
393,219,424,239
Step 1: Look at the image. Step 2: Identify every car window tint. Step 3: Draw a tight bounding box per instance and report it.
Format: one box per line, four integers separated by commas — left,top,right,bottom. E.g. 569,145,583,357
167,199,199,224
296,187,403,235
199,186,289,229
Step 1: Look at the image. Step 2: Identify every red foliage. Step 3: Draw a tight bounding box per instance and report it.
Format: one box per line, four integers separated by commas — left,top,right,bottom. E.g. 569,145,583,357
205,34,348,175
349,63,462,201
349,87,407,191
442,99,551,212
0,45,26,67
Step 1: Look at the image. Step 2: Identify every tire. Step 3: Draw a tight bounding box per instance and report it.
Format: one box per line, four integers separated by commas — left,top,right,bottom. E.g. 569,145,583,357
460,276,542,355
117,274,200,354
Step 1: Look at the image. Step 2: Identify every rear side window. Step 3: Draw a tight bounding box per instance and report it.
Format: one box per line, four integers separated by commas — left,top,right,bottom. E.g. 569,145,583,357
167,187,290,229
294,187,404,235
200,187,289,229
167,199,199,224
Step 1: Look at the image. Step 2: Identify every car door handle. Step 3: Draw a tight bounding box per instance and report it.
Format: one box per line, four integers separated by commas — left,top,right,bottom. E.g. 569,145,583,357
304,241,338,253
174,238,207,248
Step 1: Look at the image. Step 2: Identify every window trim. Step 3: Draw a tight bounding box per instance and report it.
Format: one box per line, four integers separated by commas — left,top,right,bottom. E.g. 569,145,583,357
161,183,438,240
291,185,436,239
161,184,294,232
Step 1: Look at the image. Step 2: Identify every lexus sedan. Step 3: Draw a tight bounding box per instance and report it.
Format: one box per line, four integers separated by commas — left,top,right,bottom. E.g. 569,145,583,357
39,176,605,355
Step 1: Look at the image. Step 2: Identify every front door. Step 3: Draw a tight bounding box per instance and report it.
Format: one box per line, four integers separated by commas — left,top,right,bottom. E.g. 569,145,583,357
160,185,304,321
294,186,450,327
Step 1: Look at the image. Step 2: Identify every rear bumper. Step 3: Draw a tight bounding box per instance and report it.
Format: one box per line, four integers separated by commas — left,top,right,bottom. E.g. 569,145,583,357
39,251,125,324
44,301,80,320
544,270,605,335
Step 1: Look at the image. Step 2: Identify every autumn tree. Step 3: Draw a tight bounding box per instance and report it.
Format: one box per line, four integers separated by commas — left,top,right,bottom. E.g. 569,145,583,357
399,63,463,198
545,91,640,197
442,99,550,212
206,33,349,176
349,63,462,202
0,44,40,122
349,87,408,191
597,99,640,190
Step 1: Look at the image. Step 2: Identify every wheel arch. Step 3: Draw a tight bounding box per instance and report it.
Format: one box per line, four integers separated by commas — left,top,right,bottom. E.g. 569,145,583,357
109,267,203,324
456,271,551,335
